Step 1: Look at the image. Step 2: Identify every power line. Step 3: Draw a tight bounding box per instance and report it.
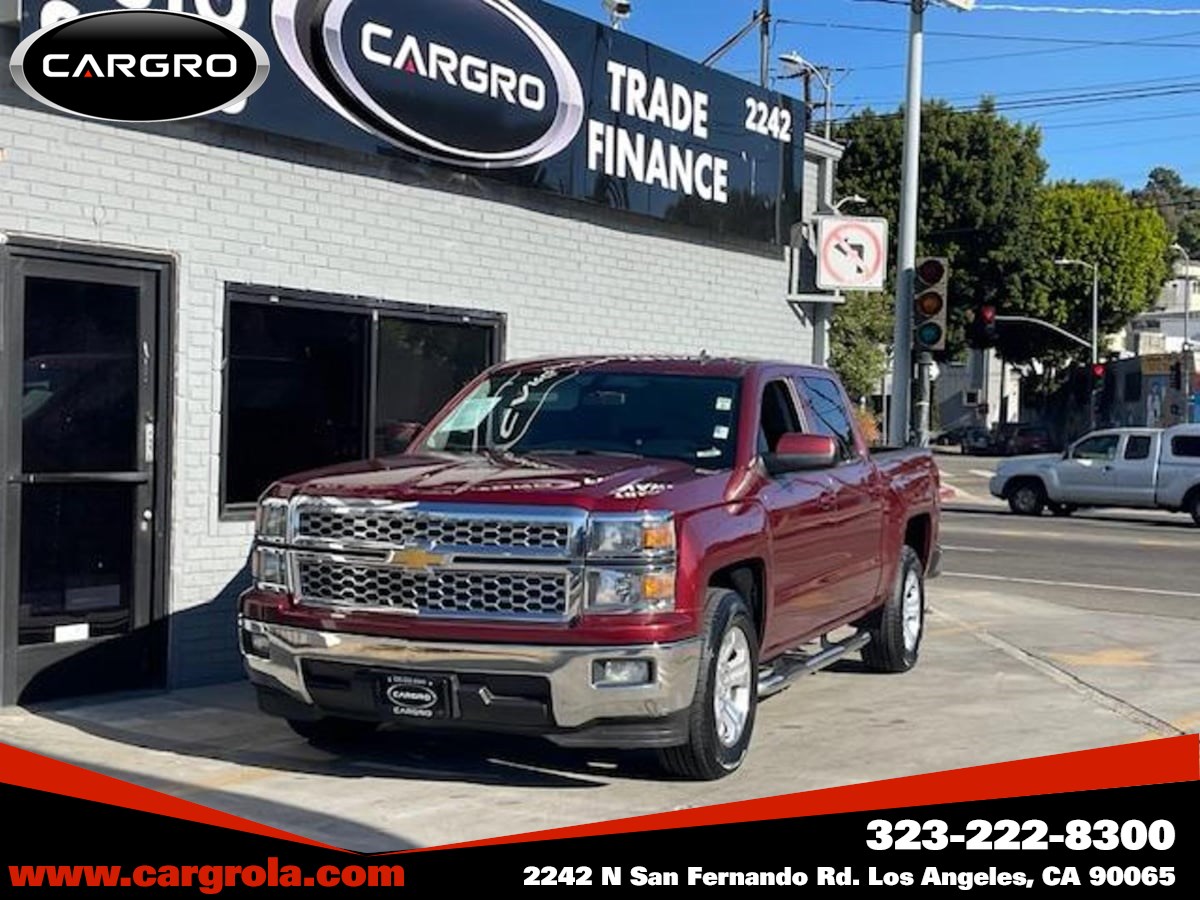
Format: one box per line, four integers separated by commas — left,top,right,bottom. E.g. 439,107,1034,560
827,82,1200,126
840,71,1200,110
777,18,1200,48
977,4,1200,16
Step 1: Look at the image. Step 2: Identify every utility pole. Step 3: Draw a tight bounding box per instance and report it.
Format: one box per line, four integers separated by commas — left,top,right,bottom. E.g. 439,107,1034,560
760,0,771,88
1173,244,1194,424
888,0,926,447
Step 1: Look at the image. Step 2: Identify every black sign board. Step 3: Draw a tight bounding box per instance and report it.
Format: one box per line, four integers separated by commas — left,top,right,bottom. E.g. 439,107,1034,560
20,0,806,243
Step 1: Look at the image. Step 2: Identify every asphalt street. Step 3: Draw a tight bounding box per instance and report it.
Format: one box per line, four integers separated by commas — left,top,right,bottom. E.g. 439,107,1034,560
936,453,1200,618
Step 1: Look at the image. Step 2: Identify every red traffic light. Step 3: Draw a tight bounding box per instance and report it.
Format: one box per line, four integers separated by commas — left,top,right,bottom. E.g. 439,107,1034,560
916,259,946,286
980,305,997,325
1092,363,1106,379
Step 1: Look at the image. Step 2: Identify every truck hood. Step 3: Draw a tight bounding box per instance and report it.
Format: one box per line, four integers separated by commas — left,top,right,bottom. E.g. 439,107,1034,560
279,451,728,510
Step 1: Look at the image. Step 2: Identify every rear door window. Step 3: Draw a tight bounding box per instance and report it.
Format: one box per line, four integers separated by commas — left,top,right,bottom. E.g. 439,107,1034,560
1124,435,1153,461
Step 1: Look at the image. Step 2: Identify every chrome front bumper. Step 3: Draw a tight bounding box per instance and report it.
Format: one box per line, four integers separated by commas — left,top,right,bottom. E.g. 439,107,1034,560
240,618,701,730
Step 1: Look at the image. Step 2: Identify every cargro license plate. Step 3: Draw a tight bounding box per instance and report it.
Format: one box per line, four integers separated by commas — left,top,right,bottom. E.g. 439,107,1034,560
377,671,454,720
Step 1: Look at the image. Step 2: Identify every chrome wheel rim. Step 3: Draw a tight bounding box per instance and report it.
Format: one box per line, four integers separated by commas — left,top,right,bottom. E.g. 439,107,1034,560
901,569,923,653
713,626,752,748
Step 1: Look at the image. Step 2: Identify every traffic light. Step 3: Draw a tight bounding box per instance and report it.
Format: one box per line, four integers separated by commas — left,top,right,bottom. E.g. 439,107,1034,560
965,303,999,349
1091,363,1106,381
913,257,949,352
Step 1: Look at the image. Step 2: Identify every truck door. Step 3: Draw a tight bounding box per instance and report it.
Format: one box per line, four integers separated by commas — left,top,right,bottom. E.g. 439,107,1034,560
1112,433,1159,507
755,379,841,655
794,375,886,619
1058,433,1121,504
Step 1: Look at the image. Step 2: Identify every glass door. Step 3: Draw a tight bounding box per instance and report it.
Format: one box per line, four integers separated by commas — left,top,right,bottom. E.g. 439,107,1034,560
3,258,164,703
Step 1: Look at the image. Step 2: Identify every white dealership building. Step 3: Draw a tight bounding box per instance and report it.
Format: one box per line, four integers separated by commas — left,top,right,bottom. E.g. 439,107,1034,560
0,0,842,703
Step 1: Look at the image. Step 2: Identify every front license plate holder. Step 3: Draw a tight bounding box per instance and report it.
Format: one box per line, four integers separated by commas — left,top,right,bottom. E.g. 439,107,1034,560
377,671,456,720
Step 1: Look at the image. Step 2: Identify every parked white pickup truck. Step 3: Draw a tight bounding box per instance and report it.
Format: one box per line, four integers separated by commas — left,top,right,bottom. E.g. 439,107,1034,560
990,425,1200,524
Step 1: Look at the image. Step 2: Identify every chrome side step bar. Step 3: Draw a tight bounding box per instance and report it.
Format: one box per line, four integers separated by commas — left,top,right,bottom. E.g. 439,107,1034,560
757,631,872,698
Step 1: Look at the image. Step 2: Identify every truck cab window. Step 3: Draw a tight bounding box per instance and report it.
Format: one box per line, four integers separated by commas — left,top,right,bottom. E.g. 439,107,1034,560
796,376,857,461
1125,435,1153,461
758,380,801,454
1072,435,1119,461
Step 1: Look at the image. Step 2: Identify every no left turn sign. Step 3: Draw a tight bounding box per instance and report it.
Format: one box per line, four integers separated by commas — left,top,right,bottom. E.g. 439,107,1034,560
816,217,889,293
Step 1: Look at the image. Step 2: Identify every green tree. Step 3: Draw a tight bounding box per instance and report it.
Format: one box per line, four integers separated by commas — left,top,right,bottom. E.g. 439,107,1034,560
833,99,1047,359
829,291,894,401
1021,181,1171,363
1132,166,1200,256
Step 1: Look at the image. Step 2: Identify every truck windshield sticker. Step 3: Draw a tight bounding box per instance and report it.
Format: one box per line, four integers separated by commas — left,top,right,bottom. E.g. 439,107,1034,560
713,425,730,441
715,397,733,412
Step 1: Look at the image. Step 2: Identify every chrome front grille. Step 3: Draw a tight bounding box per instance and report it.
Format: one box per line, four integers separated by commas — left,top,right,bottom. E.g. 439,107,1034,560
287,500,587,621
296,558,573,620
293,500,577,555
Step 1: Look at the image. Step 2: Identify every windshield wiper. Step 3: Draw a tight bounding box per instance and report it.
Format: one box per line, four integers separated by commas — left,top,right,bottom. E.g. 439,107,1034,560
521,448,645,459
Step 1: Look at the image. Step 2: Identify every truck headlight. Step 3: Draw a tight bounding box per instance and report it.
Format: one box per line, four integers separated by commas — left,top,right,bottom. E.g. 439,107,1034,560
587,514,675,558
251,547,289,593
587,568,675,614
255,497,289,544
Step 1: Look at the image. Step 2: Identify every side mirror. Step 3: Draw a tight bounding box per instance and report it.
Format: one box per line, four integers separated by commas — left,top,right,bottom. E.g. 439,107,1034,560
764,433,838,476
380,421,424,454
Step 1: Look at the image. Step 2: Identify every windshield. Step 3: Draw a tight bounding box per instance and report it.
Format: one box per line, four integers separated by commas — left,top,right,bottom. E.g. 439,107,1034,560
423,367,742,469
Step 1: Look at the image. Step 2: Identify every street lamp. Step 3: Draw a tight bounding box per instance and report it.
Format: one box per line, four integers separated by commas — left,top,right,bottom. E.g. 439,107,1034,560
1171,243,1193,352
1054,258,1100,365
831,194,867,215
778,51,837,141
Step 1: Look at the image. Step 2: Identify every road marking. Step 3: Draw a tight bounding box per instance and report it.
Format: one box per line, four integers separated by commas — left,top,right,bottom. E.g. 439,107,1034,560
943,572,1200,600
943,545,997,554
1048,648,1151,668
930,608,1184,738
969,469,995,479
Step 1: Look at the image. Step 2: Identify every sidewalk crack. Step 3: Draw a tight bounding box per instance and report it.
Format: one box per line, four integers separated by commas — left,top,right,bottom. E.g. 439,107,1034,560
929,608,1184,738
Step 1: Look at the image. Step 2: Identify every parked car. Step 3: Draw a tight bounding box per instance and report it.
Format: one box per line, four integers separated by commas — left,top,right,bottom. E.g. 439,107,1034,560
989,423,1055,456
239,356,942,780
989,425,1200,523
961,426,994,456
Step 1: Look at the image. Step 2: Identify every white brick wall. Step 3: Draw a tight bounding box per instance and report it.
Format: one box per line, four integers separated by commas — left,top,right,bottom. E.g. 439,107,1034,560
1,59,816,685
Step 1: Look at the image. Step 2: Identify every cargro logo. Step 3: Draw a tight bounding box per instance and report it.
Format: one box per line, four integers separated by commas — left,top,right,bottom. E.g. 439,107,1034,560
271,0,585,168
10,9,270,123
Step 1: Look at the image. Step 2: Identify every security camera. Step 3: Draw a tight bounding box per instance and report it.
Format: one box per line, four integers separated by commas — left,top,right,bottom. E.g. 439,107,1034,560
603,0,632,26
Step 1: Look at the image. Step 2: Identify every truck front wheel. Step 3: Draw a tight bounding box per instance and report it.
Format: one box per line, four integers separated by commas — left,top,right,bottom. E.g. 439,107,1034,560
1007,479,1046,516
658,588,758,781
862,546,925,674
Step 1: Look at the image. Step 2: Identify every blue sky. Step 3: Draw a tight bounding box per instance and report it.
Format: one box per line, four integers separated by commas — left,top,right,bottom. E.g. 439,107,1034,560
553,0,1200,189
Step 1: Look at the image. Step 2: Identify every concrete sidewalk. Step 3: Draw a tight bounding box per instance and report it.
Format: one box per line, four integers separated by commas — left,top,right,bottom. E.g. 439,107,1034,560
0,584,1195,851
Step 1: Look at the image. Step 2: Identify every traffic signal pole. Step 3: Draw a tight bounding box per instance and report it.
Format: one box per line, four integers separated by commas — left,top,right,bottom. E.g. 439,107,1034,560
888,1,925,447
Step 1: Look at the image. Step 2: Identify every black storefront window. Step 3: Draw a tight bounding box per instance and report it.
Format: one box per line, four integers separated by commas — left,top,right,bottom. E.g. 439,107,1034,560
222,287,502,513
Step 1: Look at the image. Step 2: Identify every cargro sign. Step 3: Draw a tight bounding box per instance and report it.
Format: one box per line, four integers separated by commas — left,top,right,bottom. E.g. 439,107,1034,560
18,0,806,243
11,10,269,122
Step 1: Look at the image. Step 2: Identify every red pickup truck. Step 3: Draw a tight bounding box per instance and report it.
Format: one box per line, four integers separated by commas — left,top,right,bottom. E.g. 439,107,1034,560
240,356,941,779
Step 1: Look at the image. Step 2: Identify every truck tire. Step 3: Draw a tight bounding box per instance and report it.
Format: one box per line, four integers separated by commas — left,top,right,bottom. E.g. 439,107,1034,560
862,546,925,674
287,717,378,744
658,588,758,781
1007,479,1046,516
1188,491,1200,527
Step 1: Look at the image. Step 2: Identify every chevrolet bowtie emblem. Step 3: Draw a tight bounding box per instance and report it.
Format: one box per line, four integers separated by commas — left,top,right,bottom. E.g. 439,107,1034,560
386,548,448,570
